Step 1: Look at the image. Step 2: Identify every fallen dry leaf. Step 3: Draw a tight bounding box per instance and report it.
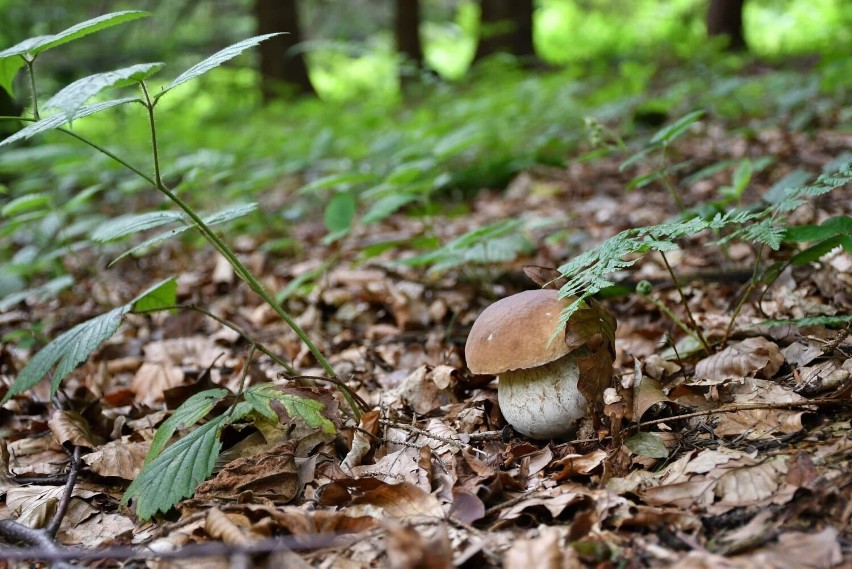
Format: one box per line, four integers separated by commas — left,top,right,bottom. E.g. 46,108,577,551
695,337,784,381
83,438,150,480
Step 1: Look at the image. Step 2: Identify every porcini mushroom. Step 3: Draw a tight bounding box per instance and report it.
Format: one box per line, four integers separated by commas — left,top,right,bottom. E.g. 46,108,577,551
464,289,587,439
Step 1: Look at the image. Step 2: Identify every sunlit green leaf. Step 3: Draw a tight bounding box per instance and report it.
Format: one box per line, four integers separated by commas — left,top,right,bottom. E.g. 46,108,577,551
0,56,25,97
650,110,705,146
91,211,185,242
45,63,164,121
132,276,177,313
157,33,283,98
244,384,337,435
109,203,257,264
0,98,139,147
0,11,149,59
1,192,51,216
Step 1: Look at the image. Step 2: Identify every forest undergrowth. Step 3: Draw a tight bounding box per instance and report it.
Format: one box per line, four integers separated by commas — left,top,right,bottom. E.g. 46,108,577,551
0,20,850,567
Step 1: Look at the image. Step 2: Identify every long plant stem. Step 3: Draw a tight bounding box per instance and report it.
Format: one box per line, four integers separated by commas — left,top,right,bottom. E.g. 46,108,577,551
138,84,360,420
659,251,712,355
25,60,39,120
660,147,685,211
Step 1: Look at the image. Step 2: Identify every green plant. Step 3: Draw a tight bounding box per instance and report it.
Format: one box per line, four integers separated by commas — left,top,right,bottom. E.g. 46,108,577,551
0,11,362,519
556,113,852,345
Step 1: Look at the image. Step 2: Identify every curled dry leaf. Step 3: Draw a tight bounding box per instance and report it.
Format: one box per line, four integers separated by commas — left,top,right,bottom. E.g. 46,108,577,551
83,439,150,480
695,337,784,381
341,410,379,471
551,449,608,481
205,507,251,547
400,364,459,415
48,409,101,448
633,358,675,421
195,440,299,501
384,522,453,569
504,526,581,569
327,480,444,520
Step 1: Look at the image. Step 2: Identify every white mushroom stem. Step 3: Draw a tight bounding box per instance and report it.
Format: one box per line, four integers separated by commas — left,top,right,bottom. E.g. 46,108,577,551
497,354,588,439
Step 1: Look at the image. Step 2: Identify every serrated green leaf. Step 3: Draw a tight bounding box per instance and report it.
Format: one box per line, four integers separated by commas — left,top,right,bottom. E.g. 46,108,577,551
324,191,356,235
0,11,149,59
298,172,378,195
244,384,336,435
157,33,283,98
144,389,229,464
132,277,177,313
90,211,185,242
650,110,705,146
1,192,51,216
123,415,225,520
624,432,669,458
1,306,127,404
109,203,257,265
0,97,138,147
44,63,164,121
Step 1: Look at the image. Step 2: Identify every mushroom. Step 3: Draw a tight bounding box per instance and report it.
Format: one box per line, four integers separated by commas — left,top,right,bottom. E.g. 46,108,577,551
464,289,588,439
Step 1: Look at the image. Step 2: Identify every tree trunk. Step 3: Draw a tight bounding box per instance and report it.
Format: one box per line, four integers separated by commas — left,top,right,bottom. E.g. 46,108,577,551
473,0,535,63
707,0,747,51
256,0,315,100
508,0,534,58
395,0,425,88
395,0,424,67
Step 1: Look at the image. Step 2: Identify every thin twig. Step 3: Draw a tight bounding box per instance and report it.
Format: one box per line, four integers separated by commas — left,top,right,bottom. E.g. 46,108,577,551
482,489,537,518
0,521,76,569
659,251,712,355
0,532,353,563
45,446,82,538
636,397,849,430
378,419,488,456
134,303,297,375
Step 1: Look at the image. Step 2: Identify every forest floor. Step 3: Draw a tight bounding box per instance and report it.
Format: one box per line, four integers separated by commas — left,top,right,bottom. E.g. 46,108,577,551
1,94,851,568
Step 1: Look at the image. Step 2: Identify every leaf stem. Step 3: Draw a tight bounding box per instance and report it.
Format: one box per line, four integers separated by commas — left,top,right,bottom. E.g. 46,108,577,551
25,58,39,120
136,84,359,419
659,251,712,355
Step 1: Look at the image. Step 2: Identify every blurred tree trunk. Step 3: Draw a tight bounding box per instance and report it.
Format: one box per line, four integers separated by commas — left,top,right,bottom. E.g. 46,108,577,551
474,0,535,63
395,0,424,67
256,0,315,100
395,0,425,87
707,0,747,51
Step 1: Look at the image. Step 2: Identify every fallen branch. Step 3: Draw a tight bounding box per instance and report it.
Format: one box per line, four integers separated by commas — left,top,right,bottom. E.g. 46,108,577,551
637,397,850,430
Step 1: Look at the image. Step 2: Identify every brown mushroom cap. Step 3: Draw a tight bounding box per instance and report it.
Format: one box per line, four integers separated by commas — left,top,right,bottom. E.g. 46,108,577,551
465,289,572,375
